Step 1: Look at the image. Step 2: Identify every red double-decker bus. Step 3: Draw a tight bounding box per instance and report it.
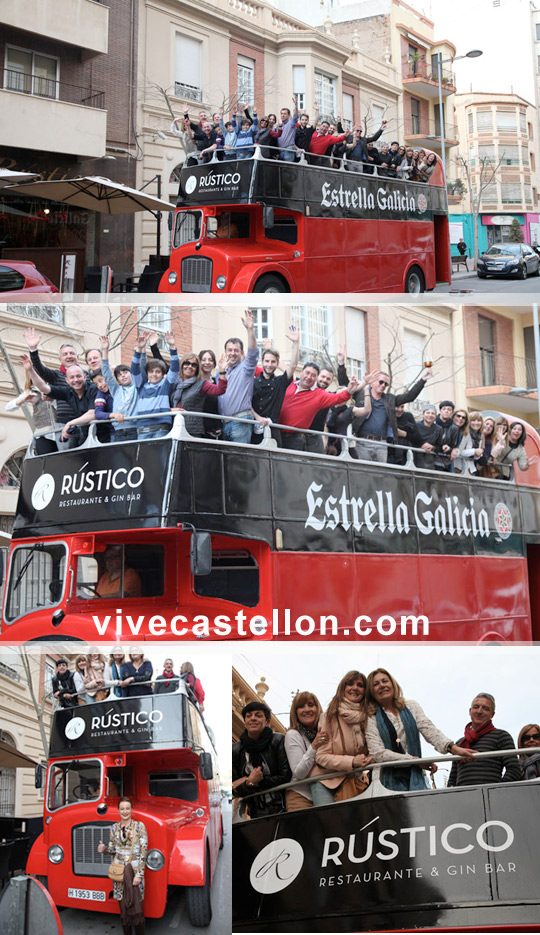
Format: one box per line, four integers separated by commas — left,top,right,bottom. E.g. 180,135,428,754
1,411,540,642
159,149,450,294
27,683,222,924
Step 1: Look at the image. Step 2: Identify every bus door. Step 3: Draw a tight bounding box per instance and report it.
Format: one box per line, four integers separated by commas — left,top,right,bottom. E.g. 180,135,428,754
527,543,540,639
433,212,451,282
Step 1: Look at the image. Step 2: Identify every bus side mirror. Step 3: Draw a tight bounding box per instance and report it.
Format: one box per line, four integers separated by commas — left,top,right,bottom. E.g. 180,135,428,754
263,207,274,230
35,764,42,789
199,752,213,781
191,533,212,576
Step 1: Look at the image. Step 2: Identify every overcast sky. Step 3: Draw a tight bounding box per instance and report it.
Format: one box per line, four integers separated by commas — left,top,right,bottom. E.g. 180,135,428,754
234,646,536,786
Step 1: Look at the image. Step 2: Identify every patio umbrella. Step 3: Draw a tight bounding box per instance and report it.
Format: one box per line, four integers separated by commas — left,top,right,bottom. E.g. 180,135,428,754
0,169,40,188
0,739,37,769
6,176,174,215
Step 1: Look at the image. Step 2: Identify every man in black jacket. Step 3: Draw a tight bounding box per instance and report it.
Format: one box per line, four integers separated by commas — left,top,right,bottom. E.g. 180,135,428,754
352,365,432,462
232,701,291,818
52,659,78,708
448,693,521,788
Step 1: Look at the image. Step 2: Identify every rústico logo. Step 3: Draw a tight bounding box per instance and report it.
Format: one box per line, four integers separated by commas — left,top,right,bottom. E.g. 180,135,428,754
65,717,86,740
250,838,304,894
185,175,198,194
31,473,56,510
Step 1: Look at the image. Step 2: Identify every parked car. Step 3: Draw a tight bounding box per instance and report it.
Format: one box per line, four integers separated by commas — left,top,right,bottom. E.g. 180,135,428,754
477,243,540,280
0,260,59,298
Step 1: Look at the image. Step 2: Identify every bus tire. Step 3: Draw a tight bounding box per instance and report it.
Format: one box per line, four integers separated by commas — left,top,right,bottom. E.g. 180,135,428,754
253,274,289,293
186,853,212,927
404,266,425,294
219,815,224,850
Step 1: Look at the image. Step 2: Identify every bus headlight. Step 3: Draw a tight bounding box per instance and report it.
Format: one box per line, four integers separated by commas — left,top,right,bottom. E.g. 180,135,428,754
216,275,227,290
146,849,165,871
168,270,178,285
48,845,64,864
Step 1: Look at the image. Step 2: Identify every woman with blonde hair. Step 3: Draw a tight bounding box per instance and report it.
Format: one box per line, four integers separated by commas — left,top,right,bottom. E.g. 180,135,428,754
73,654,89,704
452,411,485,475
105,648,127,698
84,650,109,703
365,668,473,791
284,691,326,811
312,670,373,805
517,723,540,780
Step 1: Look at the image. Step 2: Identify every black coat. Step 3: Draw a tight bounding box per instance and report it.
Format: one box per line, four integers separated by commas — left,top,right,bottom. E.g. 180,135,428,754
52,670,78,708
233,732,291,817
352,377,427,440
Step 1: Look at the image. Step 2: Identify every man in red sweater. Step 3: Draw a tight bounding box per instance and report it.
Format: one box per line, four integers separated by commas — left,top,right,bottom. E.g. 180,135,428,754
308,120,360,166
278,361,359,451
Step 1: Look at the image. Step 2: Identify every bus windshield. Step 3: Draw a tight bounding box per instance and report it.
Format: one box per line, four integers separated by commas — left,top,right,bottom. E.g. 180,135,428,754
5,542,67,622
173,210,203,247
47,759,102,811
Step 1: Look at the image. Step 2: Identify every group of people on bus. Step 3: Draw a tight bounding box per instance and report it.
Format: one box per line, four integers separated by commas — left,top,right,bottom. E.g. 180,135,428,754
170,100,438,177
233,671,534,820
52,651,204,709
12,316,532,481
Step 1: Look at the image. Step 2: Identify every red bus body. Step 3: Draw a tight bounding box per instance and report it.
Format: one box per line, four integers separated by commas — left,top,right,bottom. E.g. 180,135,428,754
2,414,540,642
26,688,222,920
159,151,451,294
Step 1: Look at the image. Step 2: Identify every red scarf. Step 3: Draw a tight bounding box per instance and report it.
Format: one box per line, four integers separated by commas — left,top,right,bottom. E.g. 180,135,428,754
162,669,176,687
462,720,495,748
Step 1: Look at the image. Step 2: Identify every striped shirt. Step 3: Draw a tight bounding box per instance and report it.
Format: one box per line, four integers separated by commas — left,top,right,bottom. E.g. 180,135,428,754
447,727,521,787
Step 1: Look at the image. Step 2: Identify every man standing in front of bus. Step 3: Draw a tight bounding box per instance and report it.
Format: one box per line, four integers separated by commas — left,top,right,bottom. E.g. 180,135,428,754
447,693,521,787
352,365,432,462
218,310,259,444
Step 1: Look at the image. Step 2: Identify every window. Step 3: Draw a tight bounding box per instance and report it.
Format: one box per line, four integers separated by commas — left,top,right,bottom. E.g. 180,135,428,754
44,657,56,697
496,110,517,132
5,543,67,623
468,112,474,134
47,760,101,811
520,112,527,134
534,187,538,206
291,304,333,359
480,183,498,204
476,110,493,132
408,43,421,76
403,329,426,400
173,210,202,248
149,770,198,801
293,65,306,112
237,55,254,105
501,182,522,204
536,23,540,40
345,307,365,375
194,550,259,606
499,145,519,165
523,146,531,168
478,144,495,163
314,71,336,117
5,47,58,98
175,35,202,102
249,307,273,346
342,92,354,129
371,103,384,131
0,732,16,817
431,52,440,78
0,266,24,292
469,144,476,167
478,316,495,385
525,185,532,205
75,544,165,600
538,55,540,73
264,215,298,245
529,122,534,140
434,103,445,138
138,305,171,349
410,98,421,135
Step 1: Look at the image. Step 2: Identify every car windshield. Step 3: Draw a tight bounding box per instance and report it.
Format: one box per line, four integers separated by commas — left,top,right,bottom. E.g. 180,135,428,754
5,543,67,622
484,245,521,256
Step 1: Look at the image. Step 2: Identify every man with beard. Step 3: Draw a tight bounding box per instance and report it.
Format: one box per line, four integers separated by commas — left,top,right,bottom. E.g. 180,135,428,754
251,326,299,445
448,694,520,787
232,702,291,818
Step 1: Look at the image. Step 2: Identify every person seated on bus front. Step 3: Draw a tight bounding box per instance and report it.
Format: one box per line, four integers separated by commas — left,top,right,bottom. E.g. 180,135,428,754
232,701,291,819
284,691,327,811
99,334,139,441
154,658,180,694
492,421,532,481
21,354,98,449
517,723,540,780
448,693,521,787
121,650,153,696
171,352,227,438
97,545,142,599
180,662,205,711
212,212,240,239
52,659,78,709
278,362,360,452
365,668,473,792
352,366,432,464
131,329,179,440
218,310,259,444
413,404,446,470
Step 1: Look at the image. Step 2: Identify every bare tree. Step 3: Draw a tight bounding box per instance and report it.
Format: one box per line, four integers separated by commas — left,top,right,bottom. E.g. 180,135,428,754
456,153,504,268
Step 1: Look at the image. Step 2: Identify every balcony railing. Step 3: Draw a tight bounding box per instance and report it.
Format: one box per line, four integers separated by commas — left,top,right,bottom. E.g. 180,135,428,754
404,116,459,142
467,352,537,390
174,81,203,103
403,63,454,87
1,68,104,108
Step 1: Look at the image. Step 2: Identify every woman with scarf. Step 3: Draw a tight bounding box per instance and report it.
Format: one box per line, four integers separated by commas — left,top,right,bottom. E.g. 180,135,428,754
493,421,532,481
171,353,228,438
365,668,472,792
84,650,109,703
312,671,373,805
477,415,498,478
98,797,147,935
518,723,540,780
232,701,291,819
105,648,128,698
284,691,328,811
452,410,485,475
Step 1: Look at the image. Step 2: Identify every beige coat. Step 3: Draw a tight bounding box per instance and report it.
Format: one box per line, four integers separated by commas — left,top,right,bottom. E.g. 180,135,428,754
312,713,368,789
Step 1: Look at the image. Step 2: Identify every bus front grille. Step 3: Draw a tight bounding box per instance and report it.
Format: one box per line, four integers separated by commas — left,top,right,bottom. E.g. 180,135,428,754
181,256,213,292
72,823,113,876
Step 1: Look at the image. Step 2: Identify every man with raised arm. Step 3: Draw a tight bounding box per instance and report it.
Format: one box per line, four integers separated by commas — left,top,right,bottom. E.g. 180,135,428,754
20,354,97,448
131,330,179,439
278,363,361,452
251,325,300,446
277,97,300,162
99,334,139,441
352,365,433,463
218,309,259,444
448,693,521,787
22,326,92,427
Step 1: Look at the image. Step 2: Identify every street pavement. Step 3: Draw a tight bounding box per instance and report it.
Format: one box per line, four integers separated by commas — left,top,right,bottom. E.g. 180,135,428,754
58,802,231,935
433,269,540,294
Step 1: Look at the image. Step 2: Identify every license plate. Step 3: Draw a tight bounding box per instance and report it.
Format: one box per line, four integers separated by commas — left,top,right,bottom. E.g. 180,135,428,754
68,887,106,901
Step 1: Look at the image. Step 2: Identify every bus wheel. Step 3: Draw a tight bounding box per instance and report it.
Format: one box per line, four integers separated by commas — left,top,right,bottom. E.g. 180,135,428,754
404,266,425,294
186,855,212,926
219,815,224,850
253,274,289,293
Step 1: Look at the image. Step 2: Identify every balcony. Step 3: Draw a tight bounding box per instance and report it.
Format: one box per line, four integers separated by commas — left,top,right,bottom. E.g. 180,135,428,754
0,0,108,59
466,352,539,413
403,65,455,100
404,117,459,149
0,72,106,158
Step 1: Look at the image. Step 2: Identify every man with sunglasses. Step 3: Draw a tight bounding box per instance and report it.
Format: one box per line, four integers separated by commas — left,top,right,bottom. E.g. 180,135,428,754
447,693,520,788
352,365,432,462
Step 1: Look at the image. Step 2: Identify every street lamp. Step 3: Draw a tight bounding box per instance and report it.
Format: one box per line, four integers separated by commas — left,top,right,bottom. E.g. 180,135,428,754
436,48,482,177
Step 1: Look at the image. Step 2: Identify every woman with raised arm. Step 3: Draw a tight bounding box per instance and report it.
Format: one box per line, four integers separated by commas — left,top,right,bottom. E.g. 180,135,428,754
97,797,148,935
365,668,473,792
171,352,227,438
493,421,532,481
